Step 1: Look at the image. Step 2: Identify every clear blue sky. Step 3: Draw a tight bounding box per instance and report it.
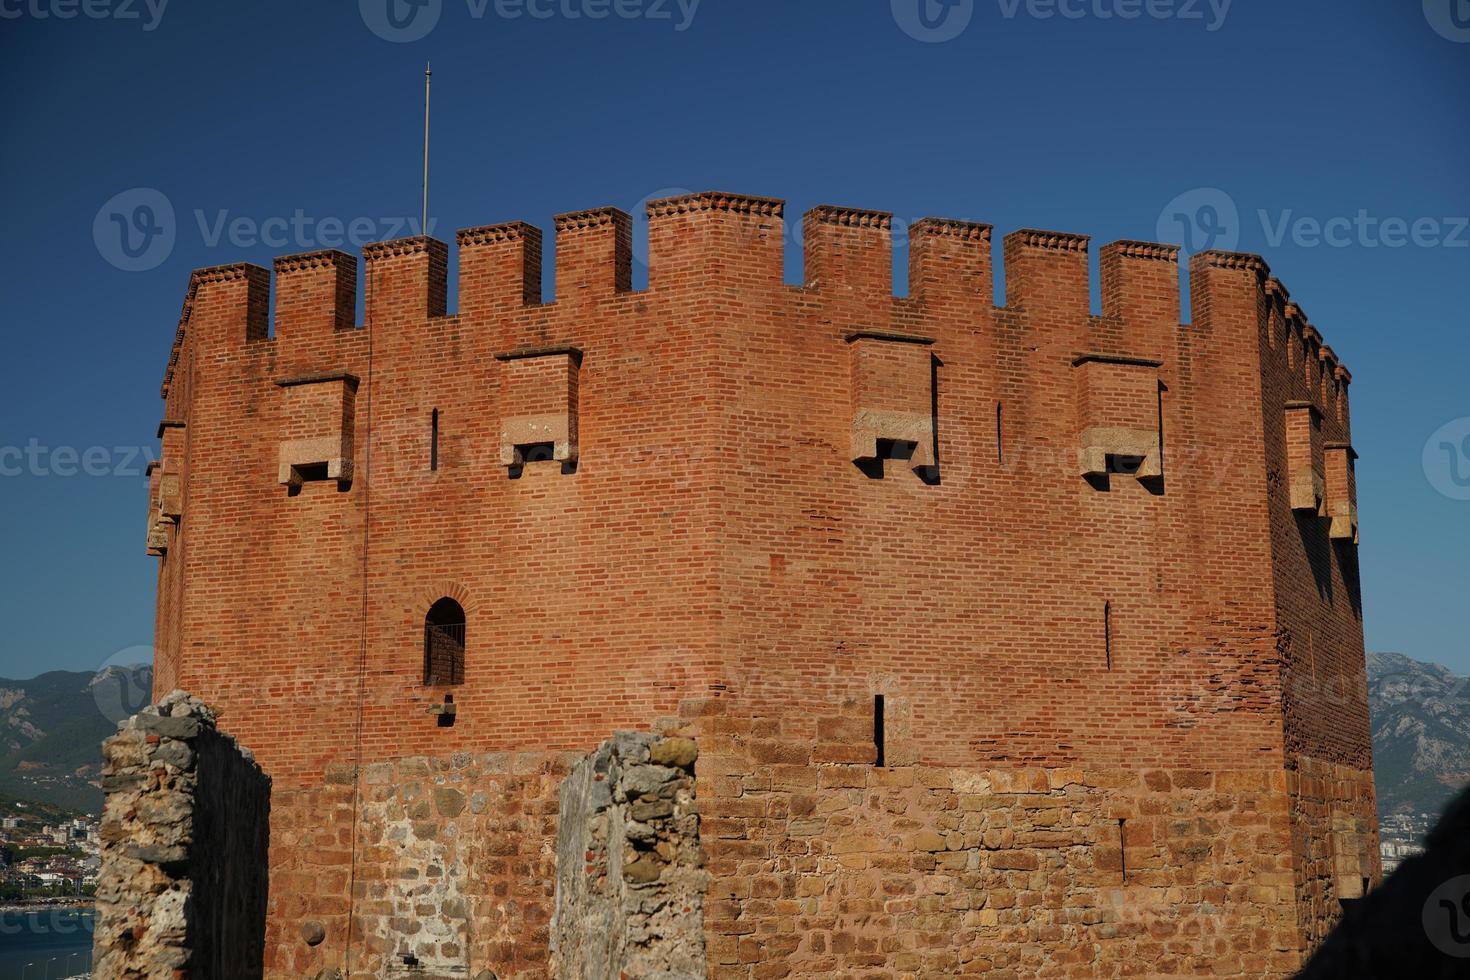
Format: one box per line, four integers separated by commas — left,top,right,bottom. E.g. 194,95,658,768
1,0,1466,679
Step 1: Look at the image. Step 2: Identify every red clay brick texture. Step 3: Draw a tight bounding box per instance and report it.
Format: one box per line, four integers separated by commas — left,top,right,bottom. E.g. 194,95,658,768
148,190,1373,974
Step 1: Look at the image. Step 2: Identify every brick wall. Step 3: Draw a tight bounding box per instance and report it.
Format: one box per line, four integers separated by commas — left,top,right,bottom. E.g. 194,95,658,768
677,698,1310,977
145,189,1374,971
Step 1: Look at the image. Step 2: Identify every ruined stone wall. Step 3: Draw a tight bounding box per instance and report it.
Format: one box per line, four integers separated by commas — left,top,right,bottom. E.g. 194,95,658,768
551,731,707,979
93,691,271,979
95,694,1367,978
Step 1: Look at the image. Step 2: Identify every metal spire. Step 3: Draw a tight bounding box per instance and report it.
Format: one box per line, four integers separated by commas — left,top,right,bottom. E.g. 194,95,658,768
421,62,432,236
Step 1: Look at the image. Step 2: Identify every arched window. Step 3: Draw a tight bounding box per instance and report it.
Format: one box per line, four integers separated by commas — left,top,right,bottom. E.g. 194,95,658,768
423,598,465,686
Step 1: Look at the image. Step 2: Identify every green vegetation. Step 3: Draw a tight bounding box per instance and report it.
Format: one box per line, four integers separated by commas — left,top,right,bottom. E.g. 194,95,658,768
0,666,153,814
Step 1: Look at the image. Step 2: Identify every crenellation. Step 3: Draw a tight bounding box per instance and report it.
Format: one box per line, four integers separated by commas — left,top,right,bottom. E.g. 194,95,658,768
457,220,543,315
645,189,784,219
554,206,632,300
803,204,893,300
193,261,270,285
187,261,270,351
646,191,785,290
1098,239,1181,358
1186,249,1269,361
1194,248,1270,274
1004,228,1091,329
908,217,993,310
273,248,357,339
362,235,448,325
1107,239,1179,262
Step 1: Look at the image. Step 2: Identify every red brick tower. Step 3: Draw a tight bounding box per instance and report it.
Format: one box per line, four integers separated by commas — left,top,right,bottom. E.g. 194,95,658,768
144,191,1375,978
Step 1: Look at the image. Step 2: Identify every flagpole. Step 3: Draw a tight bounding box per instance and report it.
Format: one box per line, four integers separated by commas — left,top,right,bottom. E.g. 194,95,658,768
422,62,432,236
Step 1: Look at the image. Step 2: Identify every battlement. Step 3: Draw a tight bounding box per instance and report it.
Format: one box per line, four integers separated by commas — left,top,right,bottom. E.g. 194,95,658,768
153,191,1358,542
160,191,1353,412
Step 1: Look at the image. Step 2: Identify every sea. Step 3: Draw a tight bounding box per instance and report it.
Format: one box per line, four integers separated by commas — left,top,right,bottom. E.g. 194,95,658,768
0,908,93,979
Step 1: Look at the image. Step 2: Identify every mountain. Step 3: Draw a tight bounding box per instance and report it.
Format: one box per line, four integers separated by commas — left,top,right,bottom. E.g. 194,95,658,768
1366,651,1470,819
0,664,153,814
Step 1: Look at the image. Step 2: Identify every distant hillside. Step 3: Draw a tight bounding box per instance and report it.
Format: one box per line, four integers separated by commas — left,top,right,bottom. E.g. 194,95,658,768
0,664,153,814
1367,651,1470,820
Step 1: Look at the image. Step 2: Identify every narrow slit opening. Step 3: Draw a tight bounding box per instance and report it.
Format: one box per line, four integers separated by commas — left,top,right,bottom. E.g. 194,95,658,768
1119,818,1127,883
1104,601,1112,670
873,694,886,768
430,408,439,472
996,402,1004,464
